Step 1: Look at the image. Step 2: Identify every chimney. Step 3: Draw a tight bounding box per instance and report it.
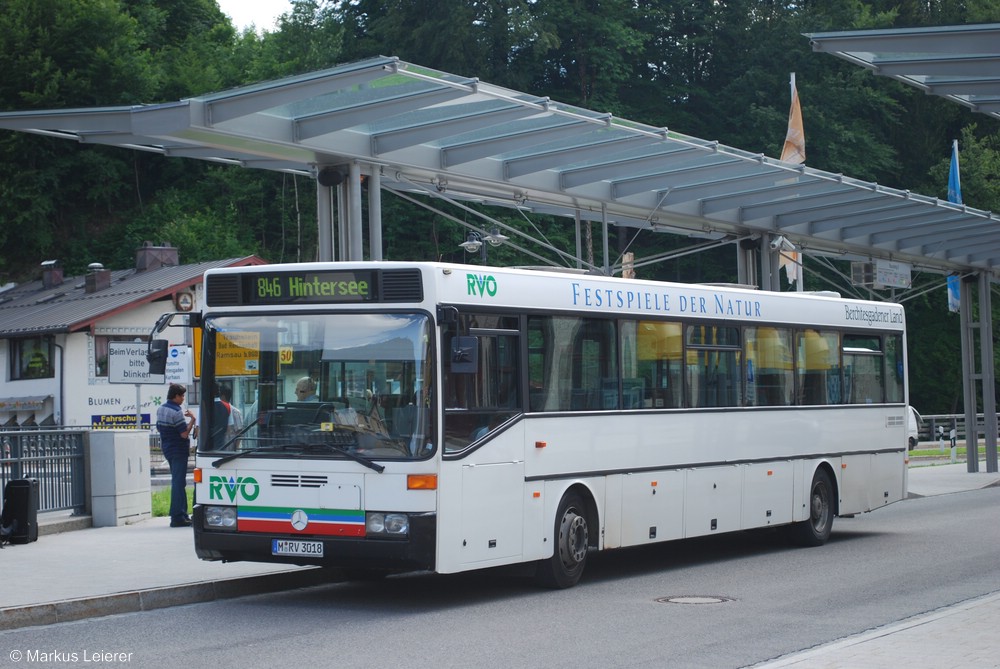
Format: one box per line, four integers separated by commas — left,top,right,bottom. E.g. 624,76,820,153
85,262,112,293
40,260,63,289
135,241,179,272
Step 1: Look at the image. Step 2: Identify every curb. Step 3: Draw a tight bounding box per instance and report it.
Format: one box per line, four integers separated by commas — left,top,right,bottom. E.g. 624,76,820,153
0,568,331,631
39,515,93,536
748,590,1000,668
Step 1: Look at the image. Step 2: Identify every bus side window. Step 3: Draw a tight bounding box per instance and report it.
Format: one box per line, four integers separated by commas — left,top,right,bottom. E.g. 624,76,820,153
685,325,742,408
443,313,521,451
797,330,841,405
745,327,793,407
843,334,885,404
528,315,616,412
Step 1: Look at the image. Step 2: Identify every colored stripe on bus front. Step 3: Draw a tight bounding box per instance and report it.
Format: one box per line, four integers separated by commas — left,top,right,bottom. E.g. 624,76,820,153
238,518,365,536
237,506,365,536
239,506,364,523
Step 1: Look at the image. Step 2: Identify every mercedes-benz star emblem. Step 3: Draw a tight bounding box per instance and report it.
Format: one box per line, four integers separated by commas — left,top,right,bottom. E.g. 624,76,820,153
290,509,309,531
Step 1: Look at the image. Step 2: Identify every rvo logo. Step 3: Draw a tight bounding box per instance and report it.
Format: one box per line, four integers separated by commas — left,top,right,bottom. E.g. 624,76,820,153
466,273,497,297
208,475,260,501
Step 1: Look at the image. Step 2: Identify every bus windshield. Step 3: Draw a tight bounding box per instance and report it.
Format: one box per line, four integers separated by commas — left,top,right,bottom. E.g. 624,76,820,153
201,312,434,461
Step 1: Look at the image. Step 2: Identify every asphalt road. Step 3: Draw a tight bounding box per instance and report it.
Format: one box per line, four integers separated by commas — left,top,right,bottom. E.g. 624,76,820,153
4,487,999,669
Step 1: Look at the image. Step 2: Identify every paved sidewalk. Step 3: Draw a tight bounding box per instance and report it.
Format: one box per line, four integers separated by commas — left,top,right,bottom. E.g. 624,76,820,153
2,460,999,669
0,516,328,630
750,591,1000,668
749,461,1000,669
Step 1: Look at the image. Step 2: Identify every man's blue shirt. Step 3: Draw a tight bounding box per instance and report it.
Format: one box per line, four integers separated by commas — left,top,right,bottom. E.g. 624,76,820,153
156,399,189,458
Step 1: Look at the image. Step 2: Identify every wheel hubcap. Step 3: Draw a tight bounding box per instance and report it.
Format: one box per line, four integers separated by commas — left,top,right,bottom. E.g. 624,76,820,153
811,482,829,531
558,509,588,568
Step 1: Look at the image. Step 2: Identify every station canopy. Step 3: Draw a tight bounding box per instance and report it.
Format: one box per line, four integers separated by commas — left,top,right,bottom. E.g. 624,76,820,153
1,55,999,276
807,23,1000,123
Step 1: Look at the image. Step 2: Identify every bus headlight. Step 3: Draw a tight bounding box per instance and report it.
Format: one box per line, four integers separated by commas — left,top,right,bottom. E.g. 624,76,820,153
204,506,238,530
366,512,409,537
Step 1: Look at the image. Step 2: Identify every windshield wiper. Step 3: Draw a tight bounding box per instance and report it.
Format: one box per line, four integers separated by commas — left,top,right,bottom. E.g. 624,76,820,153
211,416,260,454
211,443,296,468
293,443,385,473
212,441,385,473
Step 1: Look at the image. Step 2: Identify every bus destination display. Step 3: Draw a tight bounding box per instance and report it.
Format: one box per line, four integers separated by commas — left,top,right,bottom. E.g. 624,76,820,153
244,270,376,304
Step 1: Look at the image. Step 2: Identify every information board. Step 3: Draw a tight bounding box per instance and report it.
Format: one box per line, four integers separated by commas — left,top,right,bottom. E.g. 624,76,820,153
107,342,166,385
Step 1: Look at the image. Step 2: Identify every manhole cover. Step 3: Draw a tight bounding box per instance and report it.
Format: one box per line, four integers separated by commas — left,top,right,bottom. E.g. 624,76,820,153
656,595,734,605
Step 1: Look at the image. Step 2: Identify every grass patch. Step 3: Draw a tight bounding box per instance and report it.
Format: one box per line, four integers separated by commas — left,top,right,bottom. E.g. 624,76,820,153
151,487,194,517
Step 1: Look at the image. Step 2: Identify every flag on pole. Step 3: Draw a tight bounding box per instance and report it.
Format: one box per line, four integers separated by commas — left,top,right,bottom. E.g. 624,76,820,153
779,74,804,287
947,139,962,312
780,73,806,165
947,139,962,205
947,275,961,312
778,248,801,286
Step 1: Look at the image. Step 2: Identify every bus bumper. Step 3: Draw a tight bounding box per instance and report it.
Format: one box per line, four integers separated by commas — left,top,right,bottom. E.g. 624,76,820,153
192,506,437,573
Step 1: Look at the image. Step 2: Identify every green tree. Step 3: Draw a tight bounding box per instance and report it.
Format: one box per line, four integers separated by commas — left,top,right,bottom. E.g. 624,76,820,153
524,0,643,111
250,0,344,80
0,0,157,278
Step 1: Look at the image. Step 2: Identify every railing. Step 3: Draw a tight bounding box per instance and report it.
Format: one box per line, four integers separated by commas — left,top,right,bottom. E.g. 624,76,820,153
0,428,87,513
916,413,1000,445
146,432,194,475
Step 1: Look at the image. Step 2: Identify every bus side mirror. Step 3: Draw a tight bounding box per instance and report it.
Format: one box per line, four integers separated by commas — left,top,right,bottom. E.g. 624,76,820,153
450,336,478,374
147,339,169,376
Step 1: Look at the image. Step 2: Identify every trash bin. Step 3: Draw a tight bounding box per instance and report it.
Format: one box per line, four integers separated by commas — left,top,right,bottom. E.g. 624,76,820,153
1,478,39,544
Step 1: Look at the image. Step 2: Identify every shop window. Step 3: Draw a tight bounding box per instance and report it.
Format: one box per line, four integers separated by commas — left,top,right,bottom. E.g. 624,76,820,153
11,336,54,380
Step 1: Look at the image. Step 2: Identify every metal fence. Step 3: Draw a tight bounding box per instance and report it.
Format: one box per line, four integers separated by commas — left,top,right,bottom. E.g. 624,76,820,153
911,413,999,445
0,428,87,513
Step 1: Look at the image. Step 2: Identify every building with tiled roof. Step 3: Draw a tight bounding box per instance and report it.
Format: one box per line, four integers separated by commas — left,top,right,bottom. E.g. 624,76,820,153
0,243,266,427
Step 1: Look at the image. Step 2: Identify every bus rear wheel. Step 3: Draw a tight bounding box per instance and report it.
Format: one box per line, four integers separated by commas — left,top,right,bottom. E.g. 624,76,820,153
535,491,589,589
789,468,834,547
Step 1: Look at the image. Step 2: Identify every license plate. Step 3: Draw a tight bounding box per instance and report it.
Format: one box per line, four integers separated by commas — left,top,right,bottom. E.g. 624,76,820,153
272,539,324,557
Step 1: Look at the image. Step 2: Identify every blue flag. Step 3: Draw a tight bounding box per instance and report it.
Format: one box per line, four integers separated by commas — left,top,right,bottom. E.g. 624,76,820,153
947,139,962,205
947,140,961,313
947,275,960,313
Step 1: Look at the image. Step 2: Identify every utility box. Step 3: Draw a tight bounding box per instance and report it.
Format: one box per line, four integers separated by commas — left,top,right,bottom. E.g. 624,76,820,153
89,431,152,527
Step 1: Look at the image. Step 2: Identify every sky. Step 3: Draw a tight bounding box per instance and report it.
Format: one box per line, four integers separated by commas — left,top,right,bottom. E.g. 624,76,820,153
216,0,293,32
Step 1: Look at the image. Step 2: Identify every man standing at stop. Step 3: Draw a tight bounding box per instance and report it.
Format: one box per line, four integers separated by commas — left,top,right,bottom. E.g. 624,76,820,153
156,383,196,527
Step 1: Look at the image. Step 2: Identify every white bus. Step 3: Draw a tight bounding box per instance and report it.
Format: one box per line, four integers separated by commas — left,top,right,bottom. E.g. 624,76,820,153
176,261,908,588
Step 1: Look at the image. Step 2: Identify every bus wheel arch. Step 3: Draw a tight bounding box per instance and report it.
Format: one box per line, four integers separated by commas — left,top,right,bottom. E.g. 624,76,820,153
789,463,837,547
534,484,597,589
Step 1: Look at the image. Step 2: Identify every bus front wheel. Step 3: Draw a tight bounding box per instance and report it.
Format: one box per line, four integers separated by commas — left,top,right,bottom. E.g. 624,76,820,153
789,468,834,547
535,491,589,589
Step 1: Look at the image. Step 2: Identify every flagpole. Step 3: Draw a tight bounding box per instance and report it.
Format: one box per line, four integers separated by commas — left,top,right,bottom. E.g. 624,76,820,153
794,73,803,293
782,72,805,291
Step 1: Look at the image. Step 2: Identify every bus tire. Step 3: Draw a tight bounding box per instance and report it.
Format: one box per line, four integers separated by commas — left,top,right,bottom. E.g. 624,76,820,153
789,467,834,547
535,491,589,589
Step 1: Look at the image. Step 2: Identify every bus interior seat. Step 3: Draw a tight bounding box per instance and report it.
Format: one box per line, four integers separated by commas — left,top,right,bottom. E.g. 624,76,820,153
392,405,417,437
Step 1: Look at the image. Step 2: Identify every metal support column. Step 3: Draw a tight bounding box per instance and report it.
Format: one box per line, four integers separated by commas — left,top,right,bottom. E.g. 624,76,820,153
316,183,334,262
979,273,997,472
574,211,583,269
368,168,383,261
760,234,779,291
336,182,348,261
601,205,610,275
960,275,980,472
349,162,364,261
737,239,757,287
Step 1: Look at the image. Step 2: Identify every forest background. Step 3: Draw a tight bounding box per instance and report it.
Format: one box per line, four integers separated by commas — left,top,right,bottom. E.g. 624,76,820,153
1,0,999,415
